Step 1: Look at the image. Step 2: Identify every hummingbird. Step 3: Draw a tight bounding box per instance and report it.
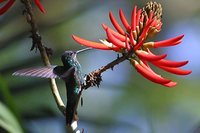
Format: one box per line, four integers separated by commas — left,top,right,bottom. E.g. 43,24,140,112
13,48,92,126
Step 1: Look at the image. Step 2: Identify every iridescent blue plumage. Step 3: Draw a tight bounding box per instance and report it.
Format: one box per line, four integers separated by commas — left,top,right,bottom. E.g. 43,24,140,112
59,51,84,125
13,48,92,126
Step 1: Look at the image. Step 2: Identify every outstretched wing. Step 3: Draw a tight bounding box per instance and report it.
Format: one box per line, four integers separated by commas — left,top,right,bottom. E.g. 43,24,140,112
13,66,59,79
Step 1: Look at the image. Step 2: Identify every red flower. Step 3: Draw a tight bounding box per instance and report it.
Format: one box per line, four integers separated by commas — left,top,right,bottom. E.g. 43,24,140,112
0,0,45,15
72,2,192,87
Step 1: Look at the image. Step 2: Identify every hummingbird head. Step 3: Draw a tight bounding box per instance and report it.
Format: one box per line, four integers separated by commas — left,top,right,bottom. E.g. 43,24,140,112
62,51,77,60
61,51,77,67
62,48,92,59
61,48,92,66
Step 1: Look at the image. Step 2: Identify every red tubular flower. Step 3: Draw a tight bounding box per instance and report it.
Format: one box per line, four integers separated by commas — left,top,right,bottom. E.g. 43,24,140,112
106,28,126,48
152,59,188,67
136,50,167,61
0,0,45,15
72,35,112,50
131,60,171,84
34,0,46,13
138,60,177,87
0,0,15,15
119,9,131,31
143,35,184,48
109,11,125,35
131,6,137,31
102,24,126,42
72,1,192,87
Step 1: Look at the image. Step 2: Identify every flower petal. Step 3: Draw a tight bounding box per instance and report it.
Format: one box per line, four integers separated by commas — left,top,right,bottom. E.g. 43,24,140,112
119,9,131,31
163,81,177,87
153,35,184,48
0,0,6,3
139,60,177,87
0,0,15,15
129,30,136,46
139,19,155,42
131,6,137,30
139,60,157,74
134,39,145,50
147,11,153,23
106,28,125,48
34,0,46,13
102,24,126,42
72,35,112,50
156,22,162,31
152,63,192,75
109,11,125,35
136,9,142,27
125,35,131,51
131,60,171,84
136,50,167,61
152,59,189,67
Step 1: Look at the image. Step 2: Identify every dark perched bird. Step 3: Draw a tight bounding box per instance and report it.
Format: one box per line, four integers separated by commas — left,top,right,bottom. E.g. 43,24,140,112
13,48,91,126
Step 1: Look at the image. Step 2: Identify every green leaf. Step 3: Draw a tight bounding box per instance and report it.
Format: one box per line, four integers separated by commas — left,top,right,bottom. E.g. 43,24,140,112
0,101,23,133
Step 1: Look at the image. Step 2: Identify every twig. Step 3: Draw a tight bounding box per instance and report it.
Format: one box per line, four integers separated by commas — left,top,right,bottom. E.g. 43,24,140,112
21,0,133,132
82,51,133,89
69,51,133,132
20,0,65,115
69,51,132,132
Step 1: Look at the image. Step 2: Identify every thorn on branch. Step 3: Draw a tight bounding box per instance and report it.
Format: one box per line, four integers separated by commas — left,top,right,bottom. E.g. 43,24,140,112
45,46,54,57
81,129,85,133
111,66,114,71
30,31,41,51
81,97,83,107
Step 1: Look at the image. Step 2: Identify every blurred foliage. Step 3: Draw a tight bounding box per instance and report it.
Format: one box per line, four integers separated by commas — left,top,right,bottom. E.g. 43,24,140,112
0,76,23,133
0,101,23,133
0,0,200,133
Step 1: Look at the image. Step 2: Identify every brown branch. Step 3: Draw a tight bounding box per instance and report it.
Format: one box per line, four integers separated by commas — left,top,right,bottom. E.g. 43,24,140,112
21,0,133,131
21,0,65,115
69,51,132,131
83,51,133,90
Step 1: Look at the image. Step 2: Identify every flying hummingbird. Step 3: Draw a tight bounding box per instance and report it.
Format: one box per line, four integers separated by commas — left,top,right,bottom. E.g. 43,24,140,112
13,48,92,126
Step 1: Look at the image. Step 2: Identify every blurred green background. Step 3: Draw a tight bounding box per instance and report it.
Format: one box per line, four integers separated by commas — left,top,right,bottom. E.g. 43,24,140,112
0,0,200,133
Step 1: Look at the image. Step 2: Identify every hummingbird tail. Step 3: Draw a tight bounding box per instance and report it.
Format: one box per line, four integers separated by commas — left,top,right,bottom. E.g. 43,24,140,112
66,108,78,126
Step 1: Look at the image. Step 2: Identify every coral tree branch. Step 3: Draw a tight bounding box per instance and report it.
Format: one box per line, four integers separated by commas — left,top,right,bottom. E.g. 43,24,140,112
20,0,66,115
82,51,133,90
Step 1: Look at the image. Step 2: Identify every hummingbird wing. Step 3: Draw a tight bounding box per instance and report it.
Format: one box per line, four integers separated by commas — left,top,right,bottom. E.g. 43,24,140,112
53,66,75,80
13,66,60,79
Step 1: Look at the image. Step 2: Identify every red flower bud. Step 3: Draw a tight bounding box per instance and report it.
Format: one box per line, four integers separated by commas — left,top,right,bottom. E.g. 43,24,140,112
153,35,184,48
119,9,131,31
131,6,137,31
131,60,171,84
72,35,112,50
152,64,192,75
72,2,192,87
106,28,125,48
136,50,167,61
34,0,46,13
109,11,125,35
163,81,177,87
0,0,15,15
152,59,189,67
102,24,126,42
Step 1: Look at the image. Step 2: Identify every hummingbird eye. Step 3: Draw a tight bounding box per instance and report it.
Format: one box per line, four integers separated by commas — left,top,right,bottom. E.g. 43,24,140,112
69,52,74,56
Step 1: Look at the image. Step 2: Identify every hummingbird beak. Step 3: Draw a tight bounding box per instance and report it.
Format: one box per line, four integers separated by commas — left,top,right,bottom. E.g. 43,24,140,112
76,47,93,54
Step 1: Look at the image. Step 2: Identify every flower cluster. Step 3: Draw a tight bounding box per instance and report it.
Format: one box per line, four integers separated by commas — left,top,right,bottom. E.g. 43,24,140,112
72,2,192,87
0,0,45,15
